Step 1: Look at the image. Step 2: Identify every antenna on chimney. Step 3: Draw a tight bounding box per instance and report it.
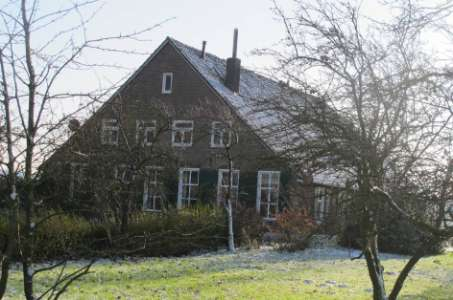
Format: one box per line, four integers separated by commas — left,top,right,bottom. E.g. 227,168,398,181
201,41,207,58
232,28,238,58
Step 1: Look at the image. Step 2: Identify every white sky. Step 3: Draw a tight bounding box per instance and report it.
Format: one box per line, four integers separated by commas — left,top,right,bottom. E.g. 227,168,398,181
36,0,297,99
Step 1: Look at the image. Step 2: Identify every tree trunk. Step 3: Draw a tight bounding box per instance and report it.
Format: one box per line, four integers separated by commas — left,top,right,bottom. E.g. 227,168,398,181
226,199,235,252
388,245,425,300
120,196,130,234
0,48,18,299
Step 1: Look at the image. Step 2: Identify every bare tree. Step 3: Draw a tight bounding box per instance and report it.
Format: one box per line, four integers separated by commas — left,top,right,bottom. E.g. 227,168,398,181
0,0,168,298
217,123,240,252
257,1,453,299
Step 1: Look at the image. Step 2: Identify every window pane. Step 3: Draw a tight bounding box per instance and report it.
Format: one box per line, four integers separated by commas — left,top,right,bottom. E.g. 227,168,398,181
213,131,222,145
271,172,280,185
145,130,154,143
191,171,199,184
260,173,269,187
175,122,192,129
183,131,192,144
232,172,239,186
165,75,172,91
182,171,190,184
174,131,183,144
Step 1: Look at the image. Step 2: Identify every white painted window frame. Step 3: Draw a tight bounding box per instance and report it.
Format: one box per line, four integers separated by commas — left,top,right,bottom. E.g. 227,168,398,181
177,168,199,209
314,186,330,223
143,166,163,212
161,72,173,94
256,170,280,219
217,169,240,205
136,120,157,146
210,121,232,148
172,120,194,147
101,118,119,145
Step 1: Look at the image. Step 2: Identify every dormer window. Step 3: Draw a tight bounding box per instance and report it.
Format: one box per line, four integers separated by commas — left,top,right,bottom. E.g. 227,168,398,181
101,119,119,145
162,72,173,94
172,120,193,147
211,122,232,148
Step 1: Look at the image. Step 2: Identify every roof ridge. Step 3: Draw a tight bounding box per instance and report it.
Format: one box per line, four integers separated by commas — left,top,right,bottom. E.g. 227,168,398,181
168,37,280,85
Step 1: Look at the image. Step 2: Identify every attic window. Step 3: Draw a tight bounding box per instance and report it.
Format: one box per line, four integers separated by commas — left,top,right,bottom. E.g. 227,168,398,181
211,122,232,148
101,119,119,145
136,120,156,146
162,72,173,94
172,120,193,147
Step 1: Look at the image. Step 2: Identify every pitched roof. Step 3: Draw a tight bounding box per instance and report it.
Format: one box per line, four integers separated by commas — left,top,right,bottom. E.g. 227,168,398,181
168,38,347,187
168,38,300,152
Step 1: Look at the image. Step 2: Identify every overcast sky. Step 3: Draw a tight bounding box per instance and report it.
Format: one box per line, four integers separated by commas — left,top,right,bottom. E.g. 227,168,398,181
22,0,453,118
85,0,291,68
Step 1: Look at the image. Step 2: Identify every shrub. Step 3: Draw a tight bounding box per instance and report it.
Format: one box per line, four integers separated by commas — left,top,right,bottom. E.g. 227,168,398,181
338,216,444,255
272,209,317,251
34,214,98,260
0,206,229,261
126,207,227,257
234,206,266,249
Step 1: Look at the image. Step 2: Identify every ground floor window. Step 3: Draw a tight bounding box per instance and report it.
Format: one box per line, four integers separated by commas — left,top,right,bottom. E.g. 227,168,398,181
217,169,240,205
143,167,163,212
256,171,280,219
314,186,334,223
177,168,199,208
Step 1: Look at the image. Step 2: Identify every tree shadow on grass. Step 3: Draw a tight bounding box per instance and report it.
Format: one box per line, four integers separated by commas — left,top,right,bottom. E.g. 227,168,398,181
400,284,453,300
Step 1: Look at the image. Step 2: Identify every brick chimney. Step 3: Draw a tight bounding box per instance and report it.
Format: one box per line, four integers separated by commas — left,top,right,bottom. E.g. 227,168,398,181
225,29,241,93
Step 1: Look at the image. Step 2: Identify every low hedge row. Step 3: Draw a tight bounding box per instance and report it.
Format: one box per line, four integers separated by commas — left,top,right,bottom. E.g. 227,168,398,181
0,208,228,261
0,206,266,261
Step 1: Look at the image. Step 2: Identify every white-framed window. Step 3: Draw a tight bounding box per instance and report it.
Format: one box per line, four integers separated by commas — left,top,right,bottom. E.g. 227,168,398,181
177,168,199,208
217,169,240,205
115,164,136,184
172,120,193,147
210,122,233,148
136,120,156,146
314,186,331,223
101,119,119,145
69,162,88,199
161,72,173,94
143,166,163,212
256,171,280,219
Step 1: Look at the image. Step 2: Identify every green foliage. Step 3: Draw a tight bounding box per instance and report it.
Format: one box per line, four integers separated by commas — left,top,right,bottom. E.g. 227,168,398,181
125,207,226,257
5,249,452,299
0,207,228,261
34,214,97,260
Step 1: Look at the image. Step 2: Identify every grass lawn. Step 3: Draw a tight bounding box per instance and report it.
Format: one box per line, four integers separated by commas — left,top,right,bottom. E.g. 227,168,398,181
3,248,453,299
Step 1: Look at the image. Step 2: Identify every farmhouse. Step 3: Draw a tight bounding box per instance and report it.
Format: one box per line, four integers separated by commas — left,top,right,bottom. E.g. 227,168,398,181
42,30,344,223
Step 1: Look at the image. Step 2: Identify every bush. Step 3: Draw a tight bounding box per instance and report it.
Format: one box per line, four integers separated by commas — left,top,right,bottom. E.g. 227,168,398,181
234,206,266,249
338,216,444,255
34,214,99,260
0,207,228,261
125,207,226,257
272,209,317,251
